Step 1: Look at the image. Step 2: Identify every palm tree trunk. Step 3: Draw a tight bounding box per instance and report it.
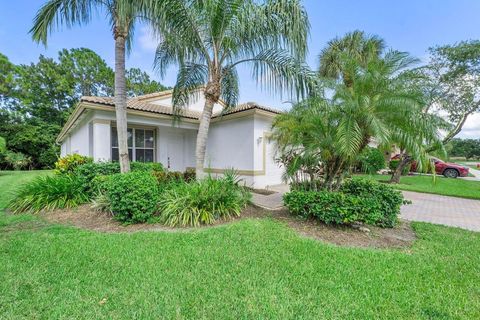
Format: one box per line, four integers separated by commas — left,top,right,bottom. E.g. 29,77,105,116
195,97,215,179
114,33,130,173
390,153,411,184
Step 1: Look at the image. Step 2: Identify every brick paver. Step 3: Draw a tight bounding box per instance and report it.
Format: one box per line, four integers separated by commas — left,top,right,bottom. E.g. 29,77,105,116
401,191,480,232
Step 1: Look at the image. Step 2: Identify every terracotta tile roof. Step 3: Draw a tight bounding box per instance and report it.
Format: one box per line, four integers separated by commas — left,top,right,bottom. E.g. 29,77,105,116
80,96,201,119
80,96,282,120
213,102,283,118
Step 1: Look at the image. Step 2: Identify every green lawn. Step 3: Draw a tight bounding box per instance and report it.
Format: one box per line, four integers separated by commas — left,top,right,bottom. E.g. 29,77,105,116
358,174,480,200
1,171,480,318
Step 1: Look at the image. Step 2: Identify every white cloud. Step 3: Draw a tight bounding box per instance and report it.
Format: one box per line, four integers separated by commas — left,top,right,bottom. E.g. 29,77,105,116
138,26,159,52
458,113,480,139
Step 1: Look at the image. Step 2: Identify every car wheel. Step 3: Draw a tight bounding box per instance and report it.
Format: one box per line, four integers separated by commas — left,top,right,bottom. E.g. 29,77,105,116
443,168,459,178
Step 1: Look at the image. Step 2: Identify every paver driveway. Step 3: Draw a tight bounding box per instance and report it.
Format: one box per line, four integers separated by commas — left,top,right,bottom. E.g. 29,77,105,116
401,191,480,232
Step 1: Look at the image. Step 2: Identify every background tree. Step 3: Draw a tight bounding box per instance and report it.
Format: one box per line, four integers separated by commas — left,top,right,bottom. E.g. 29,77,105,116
0,49,167,169
448,138,480,160
30,0,158,173
153,0,311,179
59,48,114,97
126,68,168,97
420,40,480,144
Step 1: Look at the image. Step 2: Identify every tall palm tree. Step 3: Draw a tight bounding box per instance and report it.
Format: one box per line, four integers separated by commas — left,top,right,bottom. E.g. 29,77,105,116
152,0,311,179
30,0,161,173
318,30,385,86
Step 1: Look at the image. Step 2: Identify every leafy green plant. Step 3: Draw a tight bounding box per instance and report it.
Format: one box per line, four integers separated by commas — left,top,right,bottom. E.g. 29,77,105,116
341,178,406,227
104,171,159,223
356,147,386,174
153,171,184,185
284,179,405,228
74,161,164,194
158,178,251,227
54,154,93,175
9,175,90,214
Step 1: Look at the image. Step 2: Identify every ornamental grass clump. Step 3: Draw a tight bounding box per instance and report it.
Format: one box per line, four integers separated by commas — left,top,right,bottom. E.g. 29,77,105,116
9,175,90,214
158,177,250,227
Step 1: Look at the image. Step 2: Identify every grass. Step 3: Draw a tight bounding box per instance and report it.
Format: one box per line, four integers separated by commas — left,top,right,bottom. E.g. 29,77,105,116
1,171,480,318
358,174,480,200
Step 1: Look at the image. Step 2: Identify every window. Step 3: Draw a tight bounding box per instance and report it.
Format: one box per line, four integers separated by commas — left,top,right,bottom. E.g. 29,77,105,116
111,127,155,162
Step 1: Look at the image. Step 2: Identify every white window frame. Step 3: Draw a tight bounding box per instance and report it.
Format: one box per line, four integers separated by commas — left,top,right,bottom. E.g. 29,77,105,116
111,126,156,162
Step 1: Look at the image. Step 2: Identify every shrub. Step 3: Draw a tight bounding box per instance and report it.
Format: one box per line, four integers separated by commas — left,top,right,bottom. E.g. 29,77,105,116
74,161,164,194
283,191,363,225
183,168,196,182
54,154,93,175
356,147,386,174
389,159,410,175
4,151,31,170
9,175,90,214
104,171,159,223
283,179,405,228
153,171,184,184
158,178,251,227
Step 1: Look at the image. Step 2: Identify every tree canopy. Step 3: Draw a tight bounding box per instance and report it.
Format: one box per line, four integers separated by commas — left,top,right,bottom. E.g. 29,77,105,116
0,48,167,169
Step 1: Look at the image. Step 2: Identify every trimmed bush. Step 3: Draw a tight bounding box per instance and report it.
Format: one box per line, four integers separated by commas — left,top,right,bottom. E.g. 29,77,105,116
158,178,251,227
104,171,159,223
9,175,90,214
284,179,405,228
74,161,164,194
341,178,405,227
356,147,386,174
54,154,93,175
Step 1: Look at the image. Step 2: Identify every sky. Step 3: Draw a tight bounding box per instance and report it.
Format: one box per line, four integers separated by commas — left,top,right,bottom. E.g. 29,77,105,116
1,0,480,138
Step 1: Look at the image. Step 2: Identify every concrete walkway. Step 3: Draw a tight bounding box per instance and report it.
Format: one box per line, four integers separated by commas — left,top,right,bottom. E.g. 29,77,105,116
252,186,480,232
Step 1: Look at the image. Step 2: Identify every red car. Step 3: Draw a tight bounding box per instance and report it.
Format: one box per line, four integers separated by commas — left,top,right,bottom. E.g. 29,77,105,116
392,156,469,178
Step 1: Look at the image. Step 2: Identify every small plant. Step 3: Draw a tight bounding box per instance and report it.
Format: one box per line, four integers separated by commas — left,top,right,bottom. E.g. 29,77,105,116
9,175,90,214
183,168,196,182
54,154,93,175
158,177,251,227
4,151,31,170
153,170,184,184
104,171,159,223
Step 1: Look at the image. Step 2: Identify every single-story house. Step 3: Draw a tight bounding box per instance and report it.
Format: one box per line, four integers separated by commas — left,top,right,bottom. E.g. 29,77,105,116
57,89,284,188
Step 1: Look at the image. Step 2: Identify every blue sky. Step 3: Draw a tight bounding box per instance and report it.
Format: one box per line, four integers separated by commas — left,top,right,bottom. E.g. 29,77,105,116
1,0,480,137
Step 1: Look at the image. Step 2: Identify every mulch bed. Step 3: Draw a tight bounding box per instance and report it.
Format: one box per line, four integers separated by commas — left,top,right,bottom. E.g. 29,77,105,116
39,205,415,249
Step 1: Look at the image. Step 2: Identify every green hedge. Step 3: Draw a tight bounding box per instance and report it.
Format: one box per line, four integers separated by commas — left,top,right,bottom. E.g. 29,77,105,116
104,171,159,223
74,161,164,194
283,179,405,228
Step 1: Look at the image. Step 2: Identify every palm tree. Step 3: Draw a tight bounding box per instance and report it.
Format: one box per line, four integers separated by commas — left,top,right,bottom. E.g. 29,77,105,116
152,0,311,179
30,0,161,173
318,30,385,86
273,50,441,190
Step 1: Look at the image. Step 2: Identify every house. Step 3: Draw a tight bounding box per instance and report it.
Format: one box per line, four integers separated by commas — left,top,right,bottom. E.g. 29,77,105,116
57,89,284,188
